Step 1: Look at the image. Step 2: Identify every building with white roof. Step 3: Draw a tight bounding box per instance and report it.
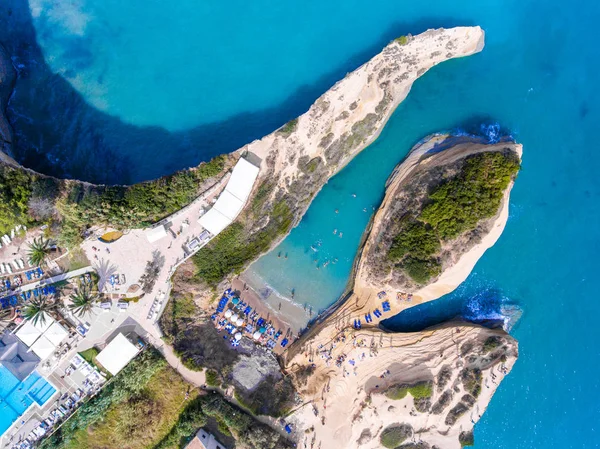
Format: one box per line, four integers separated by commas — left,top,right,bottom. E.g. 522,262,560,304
95,333,139,376
14,315,68,361
199,157,259,237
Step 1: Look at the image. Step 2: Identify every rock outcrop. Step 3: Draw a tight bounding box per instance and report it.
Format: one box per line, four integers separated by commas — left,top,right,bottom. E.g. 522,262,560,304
287,324,517,449
282,135,522,449
245,27,486,231
356,134,522,304
0,44,16,159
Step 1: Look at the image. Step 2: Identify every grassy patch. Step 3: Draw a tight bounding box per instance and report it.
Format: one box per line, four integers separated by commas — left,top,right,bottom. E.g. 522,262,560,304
395,35,409,45
78,347,100,366
385,381,433,401
39,348,188,449
277,118,298,137
192,199,293,287
205,370,220,387
380,424,413,448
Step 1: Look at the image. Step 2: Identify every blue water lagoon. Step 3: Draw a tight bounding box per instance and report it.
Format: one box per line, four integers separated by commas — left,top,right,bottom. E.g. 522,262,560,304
0,367,56,437
1,0,600,447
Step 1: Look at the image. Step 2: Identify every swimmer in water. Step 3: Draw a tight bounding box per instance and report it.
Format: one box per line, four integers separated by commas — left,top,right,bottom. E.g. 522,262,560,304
339,232,343,238
333,229,337,234
335,209,339,214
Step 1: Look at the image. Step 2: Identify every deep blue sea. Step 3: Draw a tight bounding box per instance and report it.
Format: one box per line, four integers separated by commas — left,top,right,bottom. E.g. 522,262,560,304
1,0,599,447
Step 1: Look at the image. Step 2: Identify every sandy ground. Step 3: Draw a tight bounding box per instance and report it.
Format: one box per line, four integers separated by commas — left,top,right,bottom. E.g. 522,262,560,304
287,324,517,449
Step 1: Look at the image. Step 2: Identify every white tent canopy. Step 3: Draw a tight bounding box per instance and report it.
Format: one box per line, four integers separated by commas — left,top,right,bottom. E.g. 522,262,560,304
45,322,68,347
96,333,139,376
30,335,55,359
15,321,42,347
227,158,260,202
212,190,244,221
146,225,168,243
198,157,260,237
199,208,231,236
33,314,55,333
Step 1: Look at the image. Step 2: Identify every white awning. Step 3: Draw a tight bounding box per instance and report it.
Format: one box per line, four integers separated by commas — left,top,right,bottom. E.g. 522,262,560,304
212,190,244,221
33,314,55,333
199,208,232,236
146,225,167,243
30,335,55,359
227,158,260,202
15,321,42,347
95,333,139,376
45,322,68,347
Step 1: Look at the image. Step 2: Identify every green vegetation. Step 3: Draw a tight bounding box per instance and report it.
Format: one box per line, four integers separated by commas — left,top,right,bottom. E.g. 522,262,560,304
380,424,413,448
482,336,503,353
277,118,298,137
395,35,409,45
0,165,45,233
22,298,57,327
154,393,293,449
57,156,226,247
205,370,220,387
68,283,99,318
27,236,55,266
78,347,100,366
460,367,482,398
235,376,296,417
193,199,293,287
39,348,289,449
39,348,178,449
459,431,475,447
0,155,227,248
388,151,520,284
385,381,433,401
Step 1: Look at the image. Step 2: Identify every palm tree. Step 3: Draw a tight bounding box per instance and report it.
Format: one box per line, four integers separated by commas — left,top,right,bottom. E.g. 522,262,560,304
22,297,59,326
68,284,99,318
27,237,56,267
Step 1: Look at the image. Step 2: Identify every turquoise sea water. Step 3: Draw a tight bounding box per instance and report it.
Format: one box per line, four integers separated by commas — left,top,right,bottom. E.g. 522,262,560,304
0,367,56,436
1,0,600,447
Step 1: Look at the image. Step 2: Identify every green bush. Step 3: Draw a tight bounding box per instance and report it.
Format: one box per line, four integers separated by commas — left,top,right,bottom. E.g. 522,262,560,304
420,151,520,240
205,370,220,387
277,118,298,137
395,35,409,45
387,151,520,284
459,431,475,447
380,424,413,448
193,199,293,287
385,381,433,401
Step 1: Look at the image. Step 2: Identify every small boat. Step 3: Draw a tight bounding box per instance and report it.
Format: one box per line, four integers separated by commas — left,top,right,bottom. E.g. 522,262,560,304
278,252,281,258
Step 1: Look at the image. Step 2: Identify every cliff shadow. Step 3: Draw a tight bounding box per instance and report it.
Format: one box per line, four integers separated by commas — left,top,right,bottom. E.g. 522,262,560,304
0,0,474,184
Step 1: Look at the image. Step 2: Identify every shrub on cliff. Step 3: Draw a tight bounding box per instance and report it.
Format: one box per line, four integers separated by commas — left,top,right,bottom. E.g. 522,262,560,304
387,150,520,284
380,424,413,448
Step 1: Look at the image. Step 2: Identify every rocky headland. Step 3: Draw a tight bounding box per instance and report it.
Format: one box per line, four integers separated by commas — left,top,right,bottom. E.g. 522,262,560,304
282,136,522,449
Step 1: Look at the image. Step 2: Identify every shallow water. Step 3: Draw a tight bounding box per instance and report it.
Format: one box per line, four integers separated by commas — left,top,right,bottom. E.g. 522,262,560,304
2,0,600,446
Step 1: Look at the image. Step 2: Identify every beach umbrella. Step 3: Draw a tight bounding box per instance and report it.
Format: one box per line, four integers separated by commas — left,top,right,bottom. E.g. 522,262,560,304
231,298,240,305
235,332,242,340
259,327,266,334
236,317,244,326
224,310,232,318
231,339,240,347
253,331,261,340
